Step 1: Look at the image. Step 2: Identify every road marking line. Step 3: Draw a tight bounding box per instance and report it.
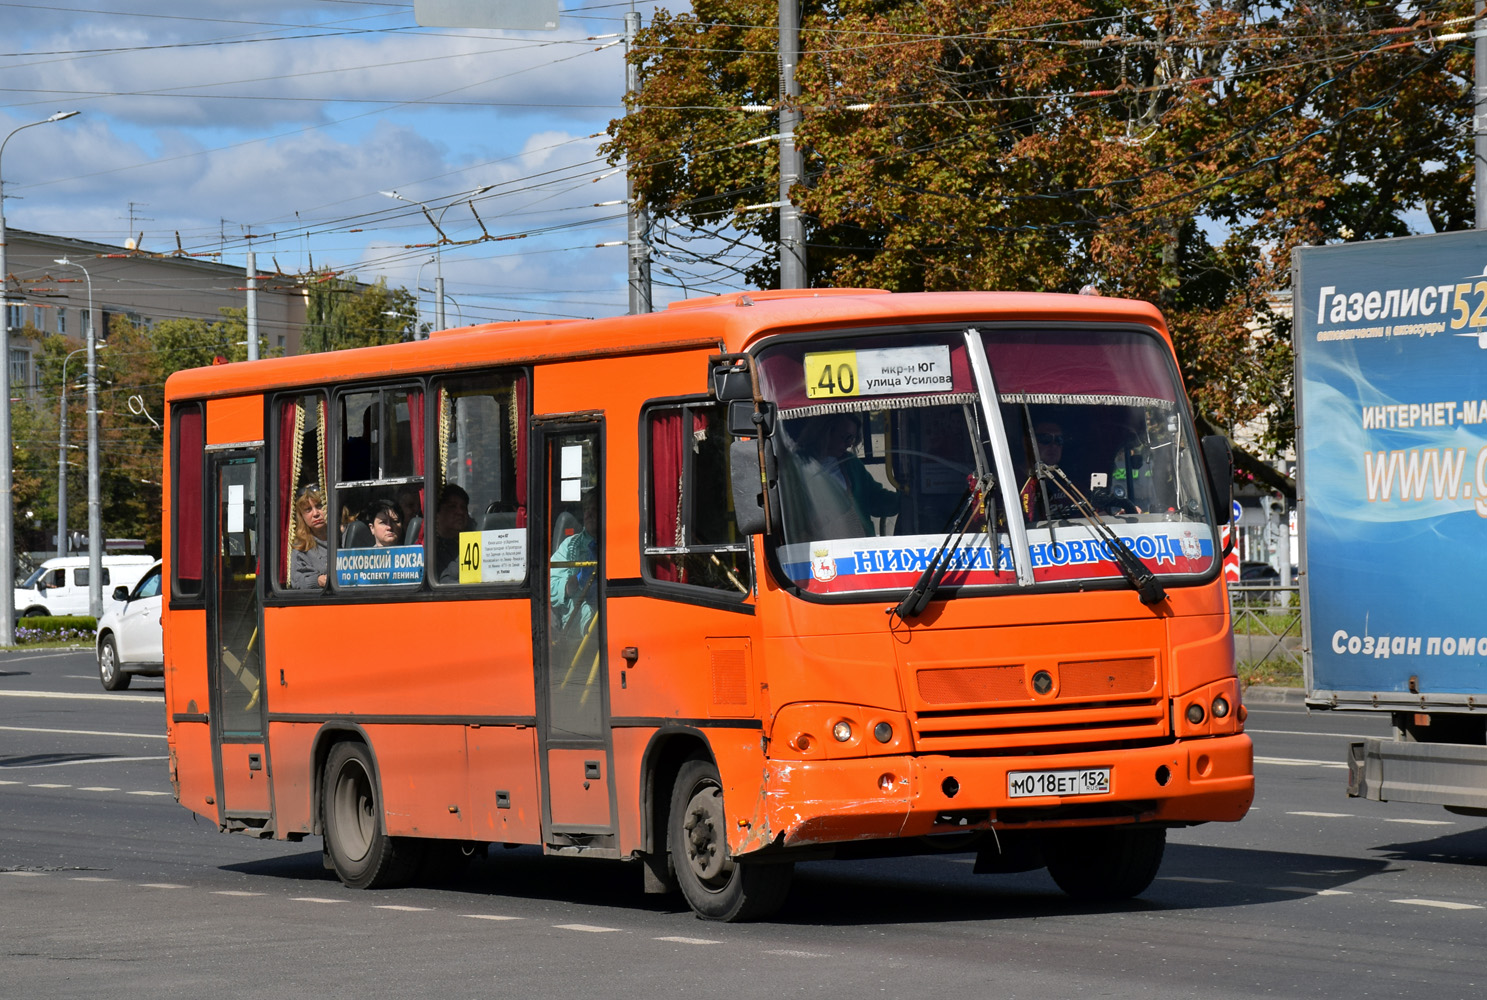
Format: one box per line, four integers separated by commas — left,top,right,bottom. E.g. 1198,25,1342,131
1385,818,1454,826
139,883,188,889
126,790,171,796
554,924,620,933
1287,811,1353,818
1392,898,1483,911
764,950,831,958
375,905,432,912
1,871,46,877
1246,728,1383,740
463,914,522,921
0,780,18,785
1316,890,1353,896
654,936,721,945
1158,876,1232,884
1256,756,1349,769
212,890,264,896
77,787,120,792
29,783,70,789
0,690,160,704
0,725,164,740
72,877,117,882
293,897,345,904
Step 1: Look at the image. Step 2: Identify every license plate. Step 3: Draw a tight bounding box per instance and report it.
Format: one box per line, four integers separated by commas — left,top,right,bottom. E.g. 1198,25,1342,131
1007,767,1111,798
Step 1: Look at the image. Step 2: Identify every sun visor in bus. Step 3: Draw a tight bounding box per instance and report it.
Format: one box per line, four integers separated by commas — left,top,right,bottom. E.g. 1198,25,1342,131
978,329,1178,405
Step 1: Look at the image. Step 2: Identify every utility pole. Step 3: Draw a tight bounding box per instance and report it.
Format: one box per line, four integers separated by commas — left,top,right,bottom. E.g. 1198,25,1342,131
778,0,807,289
245,250,259,361
625,9,652,314
1477,2,1486,229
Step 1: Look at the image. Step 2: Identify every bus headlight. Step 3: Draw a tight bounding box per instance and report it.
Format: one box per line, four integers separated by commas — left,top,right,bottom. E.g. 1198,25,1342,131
832,721,853,743
1211,695,1230,719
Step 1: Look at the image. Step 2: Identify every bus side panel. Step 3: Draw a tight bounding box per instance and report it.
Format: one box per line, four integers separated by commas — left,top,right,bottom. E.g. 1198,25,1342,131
609,727,652,855
467,726,542,844
262,601,536,718
205,394,263,444
1168,612,1236,697
266,721,317,837
370,724,471,840
710,728,769,856
164,607,210,718
169,720,216,821
606,598,755,719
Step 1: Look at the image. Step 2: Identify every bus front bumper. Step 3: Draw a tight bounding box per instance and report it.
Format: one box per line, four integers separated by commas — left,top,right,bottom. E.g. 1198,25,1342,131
739,734,1253,854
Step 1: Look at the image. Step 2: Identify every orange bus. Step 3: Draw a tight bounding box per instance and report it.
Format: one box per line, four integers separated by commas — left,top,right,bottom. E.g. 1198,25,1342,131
162,289,1252,921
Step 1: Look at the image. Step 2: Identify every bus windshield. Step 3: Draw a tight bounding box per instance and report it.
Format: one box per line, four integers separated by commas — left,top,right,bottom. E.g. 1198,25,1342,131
756,325,1218,596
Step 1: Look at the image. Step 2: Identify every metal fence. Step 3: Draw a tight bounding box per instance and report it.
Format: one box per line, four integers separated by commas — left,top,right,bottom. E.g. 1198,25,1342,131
1229,584,1302,677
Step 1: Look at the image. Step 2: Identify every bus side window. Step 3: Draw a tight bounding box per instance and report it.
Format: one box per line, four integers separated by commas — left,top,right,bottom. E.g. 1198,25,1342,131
274,393,328,591
332,386,425,589
432,372,527,587
643,401,751,595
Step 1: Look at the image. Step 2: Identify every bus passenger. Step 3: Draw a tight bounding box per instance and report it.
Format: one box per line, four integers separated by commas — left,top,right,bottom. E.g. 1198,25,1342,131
290,484,329,589
365,498,405,547
550,503,599,634
791,412,898,538
433,483,470,583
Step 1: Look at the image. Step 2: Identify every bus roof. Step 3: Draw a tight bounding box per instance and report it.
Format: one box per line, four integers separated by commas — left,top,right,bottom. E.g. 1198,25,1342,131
164,290,1168,401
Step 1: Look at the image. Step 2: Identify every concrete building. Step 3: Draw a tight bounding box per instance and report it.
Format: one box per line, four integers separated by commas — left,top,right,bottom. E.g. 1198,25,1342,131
4,228,308,394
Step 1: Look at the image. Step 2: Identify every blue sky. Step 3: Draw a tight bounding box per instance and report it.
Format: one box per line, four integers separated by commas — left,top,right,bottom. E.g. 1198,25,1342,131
1,1,701,327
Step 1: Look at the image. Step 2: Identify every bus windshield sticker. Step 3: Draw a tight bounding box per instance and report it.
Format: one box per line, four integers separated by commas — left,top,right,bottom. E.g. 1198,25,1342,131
804,345,952,400
458,528,527,584
336,544,423,586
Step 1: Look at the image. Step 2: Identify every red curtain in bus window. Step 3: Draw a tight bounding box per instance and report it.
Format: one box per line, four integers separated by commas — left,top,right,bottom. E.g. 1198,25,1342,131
174,405,204,592
513,376,528,528
407,388,425,519
650,409,682,582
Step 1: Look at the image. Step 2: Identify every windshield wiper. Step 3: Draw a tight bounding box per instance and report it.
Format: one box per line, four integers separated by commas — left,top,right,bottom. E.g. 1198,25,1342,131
890,473,995,621
1035,463,1168,607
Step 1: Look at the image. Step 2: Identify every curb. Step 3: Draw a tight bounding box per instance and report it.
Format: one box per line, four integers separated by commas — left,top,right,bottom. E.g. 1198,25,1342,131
1242,684,1307,705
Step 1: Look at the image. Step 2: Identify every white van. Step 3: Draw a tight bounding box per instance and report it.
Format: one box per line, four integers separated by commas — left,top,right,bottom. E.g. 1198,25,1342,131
14,555,157,619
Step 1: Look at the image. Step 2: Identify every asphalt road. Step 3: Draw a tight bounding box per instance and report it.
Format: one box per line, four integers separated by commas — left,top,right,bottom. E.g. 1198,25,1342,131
4,648,1486,999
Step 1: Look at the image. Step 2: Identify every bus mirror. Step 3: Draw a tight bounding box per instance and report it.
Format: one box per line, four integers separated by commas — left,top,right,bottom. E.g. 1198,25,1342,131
1201,435,1233,520
727,399,775,438
730,439,779,535
711,361,753,401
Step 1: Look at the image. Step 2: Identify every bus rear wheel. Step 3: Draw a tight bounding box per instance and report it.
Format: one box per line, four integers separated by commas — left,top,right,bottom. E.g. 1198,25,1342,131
1043,825,1165,901
321,742,421,889
668,758,792,922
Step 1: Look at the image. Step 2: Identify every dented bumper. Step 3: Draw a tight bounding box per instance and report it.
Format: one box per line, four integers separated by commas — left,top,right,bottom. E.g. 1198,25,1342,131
736,733,1253,854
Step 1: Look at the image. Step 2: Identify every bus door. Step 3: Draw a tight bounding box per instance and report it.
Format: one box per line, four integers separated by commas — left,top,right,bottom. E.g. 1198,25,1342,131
536,422,617,847
206,449,271,824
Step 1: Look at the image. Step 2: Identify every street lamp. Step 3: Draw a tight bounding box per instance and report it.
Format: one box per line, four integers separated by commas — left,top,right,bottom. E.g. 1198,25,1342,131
53,257,101,617
57,341,106,558
380,186,492,333
0,109,80,644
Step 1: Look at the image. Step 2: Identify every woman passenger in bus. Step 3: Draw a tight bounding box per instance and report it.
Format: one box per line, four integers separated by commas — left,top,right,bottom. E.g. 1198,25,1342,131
289,484,330,589
365,498,405,547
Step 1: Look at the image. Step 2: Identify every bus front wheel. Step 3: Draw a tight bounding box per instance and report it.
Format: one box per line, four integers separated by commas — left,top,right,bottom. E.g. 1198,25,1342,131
321,741,422,889
668,758,793,922
1043,825,1165,901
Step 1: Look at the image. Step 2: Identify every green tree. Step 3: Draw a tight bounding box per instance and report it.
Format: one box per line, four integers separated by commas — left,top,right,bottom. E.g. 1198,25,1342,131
302,273,419,352
607,1,1474,480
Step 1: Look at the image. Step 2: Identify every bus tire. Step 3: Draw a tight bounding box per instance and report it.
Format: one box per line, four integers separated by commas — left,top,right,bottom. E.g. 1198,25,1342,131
1044,825,1165,901
668,758,792,922
98,635,130,691
321,741,421,889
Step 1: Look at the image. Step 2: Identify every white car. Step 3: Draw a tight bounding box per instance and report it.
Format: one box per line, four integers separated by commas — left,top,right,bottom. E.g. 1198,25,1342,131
16,554,156,619
95,561,164,691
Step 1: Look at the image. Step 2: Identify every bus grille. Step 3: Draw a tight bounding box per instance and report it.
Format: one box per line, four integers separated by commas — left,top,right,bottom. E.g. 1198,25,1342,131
910,657,1166,752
